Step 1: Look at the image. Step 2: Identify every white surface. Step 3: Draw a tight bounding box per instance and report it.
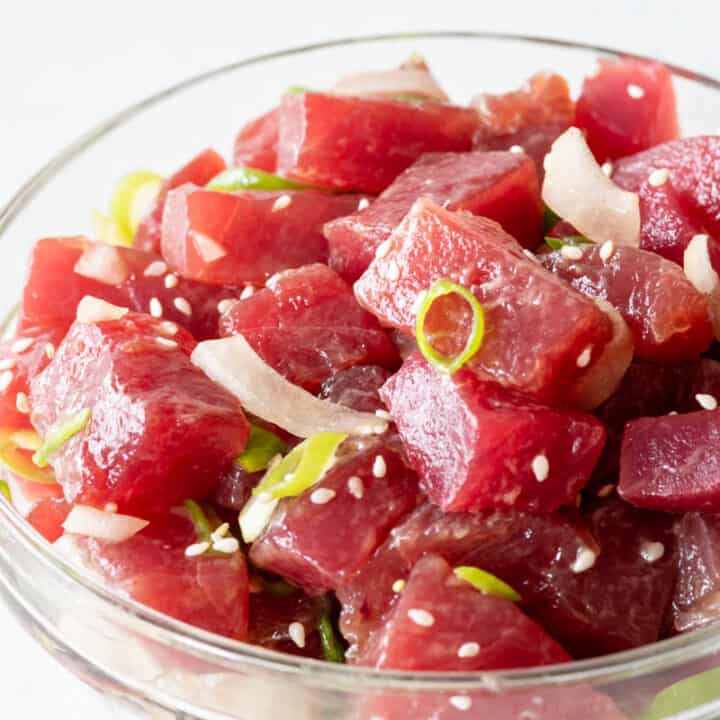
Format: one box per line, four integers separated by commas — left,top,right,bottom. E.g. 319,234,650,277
1,1,719,717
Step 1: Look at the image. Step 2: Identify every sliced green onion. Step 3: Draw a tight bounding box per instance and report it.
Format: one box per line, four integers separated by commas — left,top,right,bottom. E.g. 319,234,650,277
453,566,522,602
183,499,213,542
252,432,347,499
32,408,92,469
542,204,562,233
208,167,320,193
110,169,163,243
91,210,127,247
640,668,720,720
0,479,11,502
237,424,288,473
415,279,485,375
0,430,56,485
318,610,346,663
285,85,308,95
544,235,594,251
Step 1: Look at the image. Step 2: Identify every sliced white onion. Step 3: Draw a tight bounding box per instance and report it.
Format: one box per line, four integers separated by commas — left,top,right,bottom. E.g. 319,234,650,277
333,69,449,102
239,494,279,544
74,243,130,285
191,335,388,438
76,296,129,323
62,505,148,543
684,234,719,295
191,231,228,263
542,127,640,247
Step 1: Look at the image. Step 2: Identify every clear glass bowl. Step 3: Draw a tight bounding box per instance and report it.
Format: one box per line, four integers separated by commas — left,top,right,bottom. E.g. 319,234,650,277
1,32,720,720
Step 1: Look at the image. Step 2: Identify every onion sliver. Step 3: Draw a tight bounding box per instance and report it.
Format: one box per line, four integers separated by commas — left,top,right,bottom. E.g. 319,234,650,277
62,505,148,543
333,69,449,102
76,296,129,323
684,234,719,295
542,128,640,247
191,335,388,438
74,243,129,285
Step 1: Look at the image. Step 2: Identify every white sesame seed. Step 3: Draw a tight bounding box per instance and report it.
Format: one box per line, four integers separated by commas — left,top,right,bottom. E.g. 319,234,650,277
458,641,480,658
392,579,406,593
375,239,392,259
156,337,178,349
185,541,210,557
571,547,597,573
240,285,256,300
597,484,616,498
0,370,14,392
372,455,387,478
174,297,192,316
523,249,540,264
449,696,472,712
385,262,400,281
213,536,240,554
272,194,292,212
159,321,178,337
627,83,645,99
288,622,306,648
104,502,118,513
0,359,16,371
375,409,392,420
347,476,364,499
211,522,230,542
668,410,678,416
648,168,670,187
599,240,615,262
601,161,614,177
144,260,167,277
15,392,29,414
531,454,549,482
696,393,718,411
640,541,665,563
149,297,163,318
407,608,434,627
358,197,370,211
509,145,524,154
576,345,593,368
560,245,584,260
217,298,236,315
11,337,34,354
164,273,179,289
310,488,336,505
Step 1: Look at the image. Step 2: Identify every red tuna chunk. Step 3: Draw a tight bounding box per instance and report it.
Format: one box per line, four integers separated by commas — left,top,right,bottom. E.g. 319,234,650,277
380,353,605,512
620,409,720,512
134,148,227,254
19,236,239,340
26,497,71,543
30,312,249,515
161,186,364,285
233,108,278,172
219,264,398,392
276,92,477,193
612,136,720,264
64,513,249,639
354,198,617,406
541,243,713,363
361,554,570,671
319,365,392,414
324,150,542,282
249,442,419,594
575,58,679,163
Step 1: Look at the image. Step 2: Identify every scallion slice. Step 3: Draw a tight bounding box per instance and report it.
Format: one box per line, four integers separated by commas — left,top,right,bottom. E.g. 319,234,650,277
32,408,92,468
415,279,485,375
542,204,562,233
453,565,521,602
208,167,317,193
252,432,347,499
544,235,594,251
285,85,308,95
237,424,288,473
0,479,10,502
110,169,163,244
0,430,56,485
318,610,346,663
183,499,213,543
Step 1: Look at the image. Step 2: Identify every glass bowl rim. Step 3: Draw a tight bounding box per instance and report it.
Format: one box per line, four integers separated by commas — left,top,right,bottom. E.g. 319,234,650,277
1,29,719,692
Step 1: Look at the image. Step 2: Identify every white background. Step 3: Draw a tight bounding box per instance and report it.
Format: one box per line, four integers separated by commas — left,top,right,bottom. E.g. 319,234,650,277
1,1,719,717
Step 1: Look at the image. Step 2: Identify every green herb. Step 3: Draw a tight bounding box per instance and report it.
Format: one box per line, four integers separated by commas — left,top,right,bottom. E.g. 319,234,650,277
453,566,522,602
640,668,720,720
0,479,10,502
32,408,92,468
542,204,562,233
183,499,213,543
544,235,594,251
285,85,309,96
236,424,288,473
110,169,163,244
318,610,346,663
208,167,319,193
415,279,485,375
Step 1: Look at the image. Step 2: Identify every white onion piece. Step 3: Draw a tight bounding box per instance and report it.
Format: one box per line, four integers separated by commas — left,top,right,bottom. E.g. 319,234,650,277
684,234,719,294
191,335,388,438
542,128,640,247
74,243,129,285
76,295,129,323
239,494,279,544
192,231,228,263
62,505,149,543
333,69,449,102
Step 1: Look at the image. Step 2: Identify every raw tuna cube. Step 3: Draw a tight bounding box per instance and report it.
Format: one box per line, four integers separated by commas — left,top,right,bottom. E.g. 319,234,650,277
233,108,278,172
218,264,399,391
472,72,575,175
134,148,227,254
619,410,720,511
212,462,261,512
541,243,713,363
319,366,392,413
575,58,679,162
249,443,419,594
276,92,478,193
380,353,605,512
324,150,542,283
26,497,70,542
30,312,249,515
161,186,365,285
19,236,240,340
354,198,618,406
63,513,249,639
612,136,720,264
673,513,720,632
361,554,570,670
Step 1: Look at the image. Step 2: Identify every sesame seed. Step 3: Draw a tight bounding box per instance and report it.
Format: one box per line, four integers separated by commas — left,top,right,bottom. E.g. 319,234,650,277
458,641,480,658
392,579,406,593
159,321,178,337
560,245,584,260
11,337,34,354
358,197,370,211
407,608,434,627
0,370,14,392
648,168,670,187
310,488,336,505
385,262,400,281
696,393,718,411
640,541,665,563
576,345,593,368
523,249,540,263
372,455,387,478
597,483,616,498
375,409,392,420
213,536,240,554
185,541,210,557
0,359,16,371
164,273,179,289
509,145,524,154
104,502,118,513
599,240,615,261
272,194,292,212
627,83,645,99
668,410,679,416
45,343,55,360
156,337,178,349
240,285,256,300
347,476,364,499
531,454,549,482
601,161,614,177
449,696,472,712
211,522,230,541
375,239,392,259
217,298,236,314
174,297,192,316
149,297,163,318
15,392,29,414
288,622,306,648
144,260,167,277
571,547,597,573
